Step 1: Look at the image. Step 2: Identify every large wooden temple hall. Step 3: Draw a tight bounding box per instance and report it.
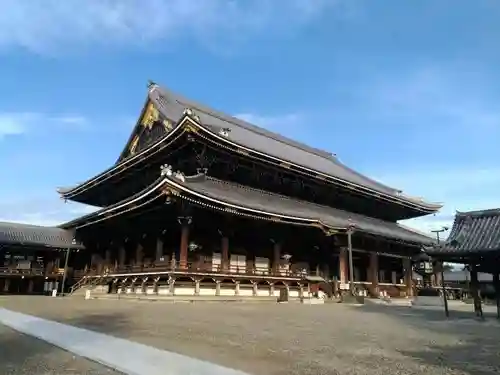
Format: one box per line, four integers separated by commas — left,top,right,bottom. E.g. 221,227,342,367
0,81,442,300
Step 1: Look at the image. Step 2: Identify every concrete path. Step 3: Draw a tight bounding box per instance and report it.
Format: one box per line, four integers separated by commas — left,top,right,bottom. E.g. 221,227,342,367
0,308,249,375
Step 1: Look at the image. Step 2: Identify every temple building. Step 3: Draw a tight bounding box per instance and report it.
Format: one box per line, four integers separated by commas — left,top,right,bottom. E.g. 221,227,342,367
0,82,441,300
427,209,500,316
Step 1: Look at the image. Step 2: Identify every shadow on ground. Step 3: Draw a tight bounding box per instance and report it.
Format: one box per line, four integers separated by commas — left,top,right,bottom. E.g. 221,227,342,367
358,303,500,375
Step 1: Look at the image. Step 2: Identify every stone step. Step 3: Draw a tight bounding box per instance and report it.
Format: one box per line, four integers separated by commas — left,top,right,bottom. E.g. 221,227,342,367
82,294,300,303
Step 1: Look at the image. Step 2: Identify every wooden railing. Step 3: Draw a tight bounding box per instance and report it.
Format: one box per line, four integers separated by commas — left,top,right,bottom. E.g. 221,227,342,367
79,262,307,278
0,267,70,277
0,267,45,276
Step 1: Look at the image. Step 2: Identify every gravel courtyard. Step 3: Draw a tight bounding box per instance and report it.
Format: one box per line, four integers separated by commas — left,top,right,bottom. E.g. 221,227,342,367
1,296,499,375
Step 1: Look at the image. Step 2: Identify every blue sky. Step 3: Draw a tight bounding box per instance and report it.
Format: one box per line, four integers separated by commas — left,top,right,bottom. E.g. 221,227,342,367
0,0,499,236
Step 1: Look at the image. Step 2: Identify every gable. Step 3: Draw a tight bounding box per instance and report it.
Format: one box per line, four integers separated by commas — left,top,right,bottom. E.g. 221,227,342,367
117,99,174,163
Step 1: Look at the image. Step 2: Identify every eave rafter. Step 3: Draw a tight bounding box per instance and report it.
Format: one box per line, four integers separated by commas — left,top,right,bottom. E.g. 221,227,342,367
60,100,440,215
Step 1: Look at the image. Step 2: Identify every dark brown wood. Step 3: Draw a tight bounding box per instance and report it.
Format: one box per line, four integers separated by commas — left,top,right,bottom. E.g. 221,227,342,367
470,264,483,318
221,237,229,271
369,252,379,296
179,224,189,269
493,271,500,319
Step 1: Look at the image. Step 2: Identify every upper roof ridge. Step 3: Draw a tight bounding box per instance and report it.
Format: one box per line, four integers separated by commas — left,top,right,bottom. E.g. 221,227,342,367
456,208,500,218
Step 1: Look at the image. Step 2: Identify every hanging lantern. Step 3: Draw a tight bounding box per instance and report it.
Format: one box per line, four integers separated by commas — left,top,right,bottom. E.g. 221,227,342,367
413,252,434,276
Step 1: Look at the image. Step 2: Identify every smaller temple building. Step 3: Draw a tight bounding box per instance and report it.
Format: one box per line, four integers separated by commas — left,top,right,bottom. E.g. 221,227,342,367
0,222,82,294
427,208,500,316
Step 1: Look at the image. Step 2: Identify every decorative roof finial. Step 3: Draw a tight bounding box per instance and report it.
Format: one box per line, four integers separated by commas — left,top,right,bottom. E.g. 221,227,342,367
174,170,186,182
219,127,231,138
196,167,208,175
160,164,173,177
183,107,200,122
147,80,157,90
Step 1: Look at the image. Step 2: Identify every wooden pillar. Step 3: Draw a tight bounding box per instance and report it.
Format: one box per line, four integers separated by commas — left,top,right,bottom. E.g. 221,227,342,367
379,269,385,283
155,238,164,262
119,246,126,267
221,237,229,271
493,272,500,319
105,249,111,265
470,264,483,318
273,242,281,274
178,217,191,269
369,252,379,295
28,280,34,294
403,257,413,297
338,248,348,284
434,261,443,286
135,243,143,266
391,271,397,285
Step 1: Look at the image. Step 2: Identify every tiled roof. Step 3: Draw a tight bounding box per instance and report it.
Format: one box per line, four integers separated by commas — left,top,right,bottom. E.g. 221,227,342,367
109,84,440,210
429,209,500,256
443,270,492,282
179,175,435,245
59,83,441,214
0,222,83,249
149,86,400,196
64,172,434,246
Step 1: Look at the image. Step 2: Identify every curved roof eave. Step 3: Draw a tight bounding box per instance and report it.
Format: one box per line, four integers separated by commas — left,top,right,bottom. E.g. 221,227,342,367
428,208,500,257
64,168,433,246
0,221,84,249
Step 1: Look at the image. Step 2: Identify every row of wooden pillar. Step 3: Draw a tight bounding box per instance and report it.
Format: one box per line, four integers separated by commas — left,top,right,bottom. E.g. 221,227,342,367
338,249,413,295
103,223,283,272
2,278,35,294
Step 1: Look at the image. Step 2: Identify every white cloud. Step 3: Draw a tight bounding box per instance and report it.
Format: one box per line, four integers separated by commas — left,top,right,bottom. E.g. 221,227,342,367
360,66,500,145
0,0,339,54
380,166,500,237
0,112,88,138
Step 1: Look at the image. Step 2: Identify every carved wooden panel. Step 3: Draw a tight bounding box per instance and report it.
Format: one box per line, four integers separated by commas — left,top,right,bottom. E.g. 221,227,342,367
135,121,168,154
127,101,174,157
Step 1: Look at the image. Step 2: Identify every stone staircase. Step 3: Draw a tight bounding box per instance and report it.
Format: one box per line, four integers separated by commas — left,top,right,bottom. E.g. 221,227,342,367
70,276,108,297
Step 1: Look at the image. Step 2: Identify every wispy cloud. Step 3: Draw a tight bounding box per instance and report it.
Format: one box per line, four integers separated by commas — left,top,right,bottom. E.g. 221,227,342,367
381,166,500,236
0,0,339,54
359,66,500,149
0,112,88,138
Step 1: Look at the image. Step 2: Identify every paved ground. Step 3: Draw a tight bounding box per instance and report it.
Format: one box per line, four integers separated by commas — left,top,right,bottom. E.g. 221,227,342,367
0,323,122,375
1,296,500,375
